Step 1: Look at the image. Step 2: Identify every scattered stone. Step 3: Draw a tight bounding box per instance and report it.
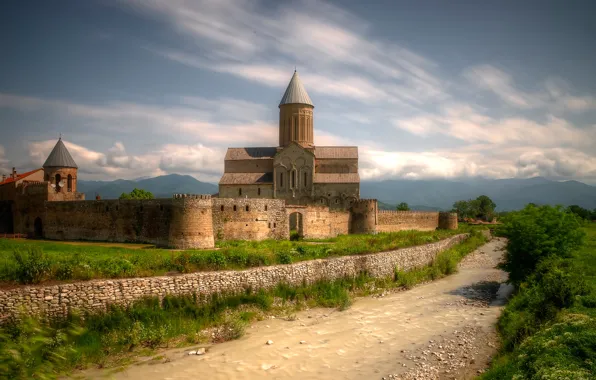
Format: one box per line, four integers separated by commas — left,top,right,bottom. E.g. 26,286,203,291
266,340,274,345
300,340,306,344
196,347,206,355
188,350,197,355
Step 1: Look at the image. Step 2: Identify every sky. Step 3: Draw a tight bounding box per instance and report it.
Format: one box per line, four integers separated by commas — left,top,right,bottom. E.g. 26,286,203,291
1,0,596,184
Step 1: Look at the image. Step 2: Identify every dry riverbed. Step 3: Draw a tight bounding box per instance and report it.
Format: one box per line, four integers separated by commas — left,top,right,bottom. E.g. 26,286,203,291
83,237,510,380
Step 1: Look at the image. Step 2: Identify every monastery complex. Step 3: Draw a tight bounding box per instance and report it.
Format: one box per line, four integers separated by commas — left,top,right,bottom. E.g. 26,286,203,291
0,72,457,249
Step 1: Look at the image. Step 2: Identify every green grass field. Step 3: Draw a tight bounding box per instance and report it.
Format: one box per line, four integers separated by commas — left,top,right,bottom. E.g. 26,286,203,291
0,227,469,285
481,222,596,379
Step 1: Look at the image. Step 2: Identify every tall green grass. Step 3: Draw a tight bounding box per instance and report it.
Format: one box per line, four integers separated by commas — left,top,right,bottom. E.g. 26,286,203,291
0,229,488,379
0,227,469,284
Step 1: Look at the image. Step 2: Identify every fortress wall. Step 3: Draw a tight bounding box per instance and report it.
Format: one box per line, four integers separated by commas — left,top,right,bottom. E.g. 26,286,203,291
212,198,288,241
330,209,351,236
44,199,175,247
168,195,214,249
295,206,350,239
13,183,49,236
377,210,440,232
350,199,377,234
0,233,469,322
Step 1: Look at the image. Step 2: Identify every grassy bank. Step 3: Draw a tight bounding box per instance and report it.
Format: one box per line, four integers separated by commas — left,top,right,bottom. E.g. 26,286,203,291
0,228,466,285
0,230,488,379
481,209,596,379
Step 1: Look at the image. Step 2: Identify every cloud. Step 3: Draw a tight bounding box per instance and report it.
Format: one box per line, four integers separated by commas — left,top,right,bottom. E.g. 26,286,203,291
26,139,226,181
132,0,445,107
394,104,596,149
1,92,278,147
464,65,596,112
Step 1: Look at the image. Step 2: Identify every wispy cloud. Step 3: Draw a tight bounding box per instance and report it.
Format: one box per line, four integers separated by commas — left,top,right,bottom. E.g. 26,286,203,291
464,65,596,112
131,0,446,107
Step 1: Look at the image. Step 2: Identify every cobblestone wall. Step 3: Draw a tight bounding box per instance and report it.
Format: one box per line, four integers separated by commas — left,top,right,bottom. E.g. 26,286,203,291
0,234,468,322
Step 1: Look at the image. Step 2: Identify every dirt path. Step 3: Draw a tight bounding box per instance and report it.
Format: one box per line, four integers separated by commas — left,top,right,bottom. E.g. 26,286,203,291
87,237,510,380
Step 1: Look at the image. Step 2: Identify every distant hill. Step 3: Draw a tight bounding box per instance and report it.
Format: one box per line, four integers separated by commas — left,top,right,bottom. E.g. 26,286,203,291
78,174,218,199
361,177,596,211
78,174,596,211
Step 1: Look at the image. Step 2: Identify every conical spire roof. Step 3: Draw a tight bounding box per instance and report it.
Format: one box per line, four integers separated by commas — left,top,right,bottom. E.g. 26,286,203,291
43,138,78,168
279,70,314,107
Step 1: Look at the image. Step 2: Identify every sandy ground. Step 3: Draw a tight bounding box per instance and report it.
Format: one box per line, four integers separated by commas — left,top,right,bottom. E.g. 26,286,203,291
85,237,510,380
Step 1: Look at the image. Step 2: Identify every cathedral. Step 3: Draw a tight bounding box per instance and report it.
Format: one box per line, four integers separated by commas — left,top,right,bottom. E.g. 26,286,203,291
218,71,360,209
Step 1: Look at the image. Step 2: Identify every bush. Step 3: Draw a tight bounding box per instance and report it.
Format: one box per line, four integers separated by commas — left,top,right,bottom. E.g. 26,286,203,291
276,251,293,264
12,247,51,284
499,205,585,285
497,257,588,350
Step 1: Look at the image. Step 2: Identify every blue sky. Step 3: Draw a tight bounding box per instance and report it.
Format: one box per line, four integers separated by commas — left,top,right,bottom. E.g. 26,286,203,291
1,0,595,183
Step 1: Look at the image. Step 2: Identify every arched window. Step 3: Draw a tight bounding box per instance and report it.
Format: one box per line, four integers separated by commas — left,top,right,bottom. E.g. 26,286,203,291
67,174,72,192
54,174,61,192
280,172,284,188
45,174,49,181
233,205,237,211
245,205,249,212
238,188,242,196
303,172,307,187
220,205,224,211
291,170,295,188
265,205,268,211
258,187,261,196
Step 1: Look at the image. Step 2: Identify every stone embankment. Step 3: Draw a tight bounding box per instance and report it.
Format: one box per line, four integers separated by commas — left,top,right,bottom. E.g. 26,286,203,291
0,234,468,322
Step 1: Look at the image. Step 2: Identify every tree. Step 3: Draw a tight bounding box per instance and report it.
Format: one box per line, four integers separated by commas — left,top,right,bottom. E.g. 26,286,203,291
476,195,496,221
452,200,471,220
567,205,592,220
452,195,496,221
119,188,154,200
499,204,585,285
396,202,410,211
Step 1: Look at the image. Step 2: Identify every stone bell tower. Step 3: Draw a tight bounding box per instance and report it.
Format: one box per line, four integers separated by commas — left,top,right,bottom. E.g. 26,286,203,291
42,137,79,193
278,70,314,147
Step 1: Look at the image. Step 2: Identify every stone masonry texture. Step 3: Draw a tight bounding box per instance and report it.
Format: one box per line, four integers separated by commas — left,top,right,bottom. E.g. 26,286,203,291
0,234,468,323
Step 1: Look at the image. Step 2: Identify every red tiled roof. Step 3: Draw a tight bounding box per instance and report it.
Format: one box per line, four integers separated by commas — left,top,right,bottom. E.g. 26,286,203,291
0,168,43,186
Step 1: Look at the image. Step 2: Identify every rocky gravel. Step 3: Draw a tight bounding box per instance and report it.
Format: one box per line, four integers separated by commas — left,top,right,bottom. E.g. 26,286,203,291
382,236,508,380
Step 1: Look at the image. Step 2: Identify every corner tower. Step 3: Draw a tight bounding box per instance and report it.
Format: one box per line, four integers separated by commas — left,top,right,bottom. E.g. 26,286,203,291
42,138,79,193
279,71,314,147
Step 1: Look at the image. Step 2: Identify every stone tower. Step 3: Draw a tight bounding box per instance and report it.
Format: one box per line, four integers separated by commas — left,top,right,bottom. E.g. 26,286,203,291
279,70,314,147
42,138,79,193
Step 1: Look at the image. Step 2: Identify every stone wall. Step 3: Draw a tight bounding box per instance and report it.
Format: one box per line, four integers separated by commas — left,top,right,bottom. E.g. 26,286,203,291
377,210,440,232
211,198,288,241
0,234,468,322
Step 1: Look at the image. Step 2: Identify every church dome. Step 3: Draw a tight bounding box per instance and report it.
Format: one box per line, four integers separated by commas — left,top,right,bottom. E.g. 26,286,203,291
279,71,314,107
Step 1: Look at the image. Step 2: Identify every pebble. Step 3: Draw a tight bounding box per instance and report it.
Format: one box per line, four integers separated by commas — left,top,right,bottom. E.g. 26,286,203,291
266,340,273,345
300,340,306,344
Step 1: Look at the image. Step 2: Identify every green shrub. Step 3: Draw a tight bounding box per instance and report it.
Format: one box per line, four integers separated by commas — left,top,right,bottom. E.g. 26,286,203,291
12,247,51,284
500,205,585,285
276,251,293,264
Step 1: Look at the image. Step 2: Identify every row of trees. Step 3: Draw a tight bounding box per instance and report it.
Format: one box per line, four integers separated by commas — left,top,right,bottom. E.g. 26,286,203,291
119,188,154,200
452,195,497,221
567,205,596,221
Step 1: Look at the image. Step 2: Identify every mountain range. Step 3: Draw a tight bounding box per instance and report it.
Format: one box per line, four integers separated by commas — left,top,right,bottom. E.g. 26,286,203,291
78,175,596,211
